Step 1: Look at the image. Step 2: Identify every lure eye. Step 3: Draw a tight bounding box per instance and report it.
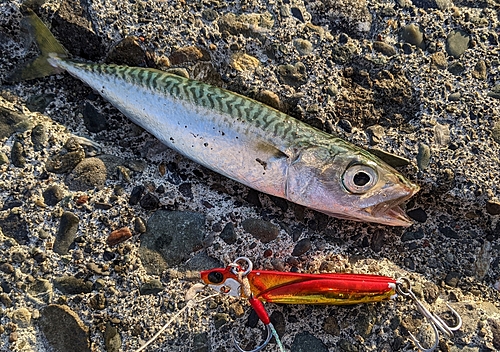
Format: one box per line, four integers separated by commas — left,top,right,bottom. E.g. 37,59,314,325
207,271,224,284
342,164,378,194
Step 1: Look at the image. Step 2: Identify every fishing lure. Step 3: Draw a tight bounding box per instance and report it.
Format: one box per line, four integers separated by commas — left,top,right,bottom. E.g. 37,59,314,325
201,257,462,352
12,9,419,226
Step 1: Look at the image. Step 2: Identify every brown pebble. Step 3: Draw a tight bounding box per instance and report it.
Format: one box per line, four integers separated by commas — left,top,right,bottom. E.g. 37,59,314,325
9,331,18,343
263,249,273,257
107,227,133,246
75,195,89,205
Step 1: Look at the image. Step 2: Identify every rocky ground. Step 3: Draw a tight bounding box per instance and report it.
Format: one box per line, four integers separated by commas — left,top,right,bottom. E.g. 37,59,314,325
1,0,500,351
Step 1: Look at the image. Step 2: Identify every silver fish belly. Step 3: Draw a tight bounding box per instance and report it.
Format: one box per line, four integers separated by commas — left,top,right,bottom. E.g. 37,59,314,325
48,56,419,226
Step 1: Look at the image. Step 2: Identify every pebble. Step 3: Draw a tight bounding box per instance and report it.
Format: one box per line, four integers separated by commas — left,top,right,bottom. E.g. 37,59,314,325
366,125,384,145
488,85,500,100
229,52,260,71
277,62,307,87
417,143,431,171
88,292,106,310
448,62,465,75
241,218,279,243
81,102,108,133
139,192,160,211
169,46,209,65
133,217,147,233
407,208,428,223
106,227,133,246
53,211,80,255
43,185,65,206
291,238,311,256
31,123,47,151
472,60,487,80
12,308,31,328
0,106,30,139
106,36,147,67
1,212,29,244
430,52,447,70
324,315,341,336
139,210,205,273
28,278,53,303
486,200,500,215
291,331,328,352
444,271,461,287
65,157,107,191
448,92,461,101
319,0,371,38
219,222,237,244
474,241,492,280
446,29,470,58
401,23,424,48
104,323,122,352
129,185,145,205
373,41,396,56
11,140,26,167
53,276,92,294
38,304,91,352
412,0,453,9
293,39,313,56
0,152,8,165
139,279,163,295
46,138,86,174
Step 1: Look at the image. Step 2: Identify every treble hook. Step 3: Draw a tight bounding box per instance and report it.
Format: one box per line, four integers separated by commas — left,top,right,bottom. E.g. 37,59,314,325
396,278,463,352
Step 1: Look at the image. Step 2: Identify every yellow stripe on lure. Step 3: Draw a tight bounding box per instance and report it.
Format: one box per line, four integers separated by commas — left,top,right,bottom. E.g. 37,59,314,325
13,9,419,226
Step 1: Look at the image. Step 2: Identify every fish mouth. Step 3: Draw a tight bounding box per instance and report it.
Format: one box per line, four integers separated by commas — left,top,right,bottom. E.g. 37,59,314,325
362,190,418,227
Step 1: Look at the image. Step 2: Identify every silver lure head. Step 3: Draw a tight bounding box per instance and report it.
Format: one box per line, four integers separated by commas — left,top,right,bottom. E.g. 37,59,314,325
285,143,420,226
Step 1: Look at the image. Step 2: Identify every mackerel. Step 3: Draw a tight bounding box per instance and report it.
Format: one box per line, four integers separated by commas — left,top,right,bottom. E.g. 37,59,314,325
15,10,419,226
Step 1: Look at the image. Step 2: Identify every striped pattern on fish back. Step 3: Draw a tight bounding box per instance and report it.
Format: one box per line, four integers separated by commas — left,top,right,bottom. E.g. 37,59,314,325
63,60,349,151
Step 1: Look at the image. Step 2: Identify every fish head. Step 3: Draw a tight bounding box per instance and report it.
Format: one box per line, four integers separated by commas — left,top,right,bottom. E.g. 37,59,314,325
285,144,420,226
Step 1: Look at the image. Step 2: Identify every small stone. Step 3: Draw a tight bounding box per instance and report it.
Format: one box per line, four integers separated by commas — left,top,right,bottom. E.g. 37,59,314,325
417,143,431,171
255,90,282,111
488,85,500,100
0,263,14,274
88,292,106,310
11,140,26,168
447,62,465,75
373,41,396,56
53,276,92,294
293,39,313,56
475,241,492,280
444,271,461,287
277,62,307,87
446,29,470,58
139,192,160,211
448,92,461,101
0,152,8,165
229,52,260,71
213,313,230,329
12,308,31,328
28,278,53,303
38,304,91,352
291,331,328,352
53,212,80,255
439,226,458,239
9,331,18,343
0,106,29,139
242,219,279,243
401,24,424,48
291,238,311,256
43,185,65,206
65,157,107,191
0,212,29,244
434,123,450,146
81,102,108,133
31,124,48,151
220,222,237,244
133,217,147,233
104,323,122,352
324,315,341,336
106,36,147,67
169,46,209,65
366,125,384,145
129,185,145,205
107,227,133,246
178,183,193,199
46,140,86,174
430,52,447,70
486,200,500,215
407,208,428,223
472,60,487,80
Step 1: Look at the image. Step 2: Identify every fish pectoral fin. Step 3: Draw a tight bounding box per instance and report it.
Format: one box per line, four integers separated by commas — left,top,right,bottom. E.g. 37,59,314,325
255,142,289,160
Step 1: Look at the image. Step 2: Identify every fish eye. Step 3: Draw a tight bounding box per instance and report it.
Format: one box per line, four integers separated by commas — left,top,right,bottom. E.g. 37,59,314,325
342,164,378,194
207,271,224,284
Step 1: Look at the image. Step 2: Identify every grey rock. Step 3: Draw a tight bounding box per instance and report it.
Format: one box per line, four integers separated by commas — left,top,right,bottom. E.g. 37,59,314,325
129,185,145,205
31,123,48,151
0,106,29,139
54,211,80,255
104,323,122,352
291,331,328,352
53,276,92,294
447,62,465,75
324,316,340,336
133,217,147,233
486,200,500,215
401,24,424,48
139,192,160,211
220,222,237,244
474,241,491,280
11,140,26,167
183,252,223,271
28,278,53,303
26,93,56,113
192,332,209,352
446,30,470,58
277,62,307,87
291,238,311,256
331,44,355,64
82,102,108,133
448,92,461,101
139,279,163,295
373,41,396,56
407,208,427,223
488,85,500,100
417,143,431,171
66,157,107,191
1,212,29,244
105,36,147,67
43,185,65,206
242,219,279,243
444,271,461,287
293,39,313,56
38,304,91,352
46,141,86,174
472,60,487,80
139,210,206,274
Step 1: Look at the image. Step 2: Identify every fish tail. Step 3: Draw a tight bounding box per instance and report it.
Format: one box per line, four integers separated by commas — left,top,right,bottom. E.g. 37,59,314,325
8,8,67,82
